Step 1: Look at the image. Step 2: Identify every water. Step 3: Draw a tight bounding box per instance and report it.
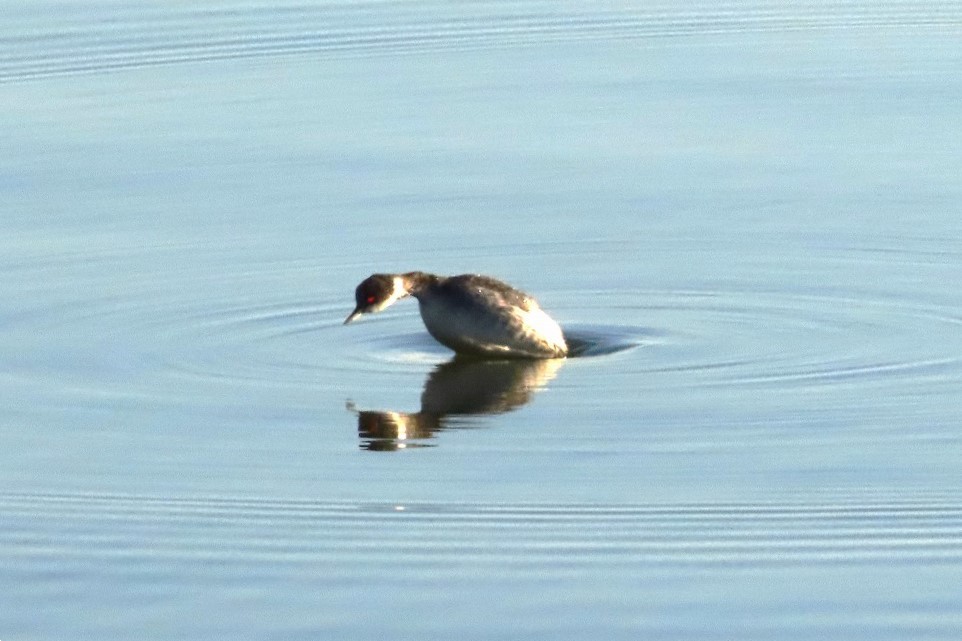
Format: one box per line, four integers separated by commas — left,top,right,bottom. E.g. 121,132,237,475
3,1,962,638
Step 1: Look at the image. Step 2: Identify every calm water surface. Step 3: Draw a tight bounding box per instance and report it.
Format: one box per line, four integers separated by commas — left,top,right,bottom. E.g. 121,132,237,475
3,1,962,639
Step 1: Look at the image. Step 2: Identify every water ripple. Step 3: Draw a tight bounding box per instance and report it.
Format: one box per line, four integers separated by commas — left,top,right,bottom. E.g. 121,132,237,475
7,272,962,408
552,287,962,396
4,491,962,567
3,1,961,83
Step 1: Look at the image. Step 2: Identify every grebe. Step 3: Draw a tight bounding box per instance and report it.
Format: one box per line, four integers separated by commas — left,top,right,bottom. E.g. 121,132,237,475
344,272,567,359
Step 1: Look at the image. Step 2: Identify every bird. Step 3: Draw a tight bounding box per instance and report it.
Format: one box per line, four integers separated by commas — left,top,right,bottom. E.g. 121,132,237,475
344,272,567,358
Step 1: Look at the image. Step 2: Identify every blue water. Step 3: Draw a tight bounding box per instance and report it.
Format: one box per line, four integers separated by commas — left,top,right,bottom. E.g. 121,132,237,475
2,1,962,639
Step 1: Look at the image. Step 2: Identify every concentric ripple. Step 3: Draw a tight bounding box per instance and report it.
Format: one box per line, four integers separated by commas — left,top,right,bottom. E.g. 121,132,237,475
8,268,962,410
3,1,960,83
4,1,962,636
4,490,962,566
7,1,962,82
575,287,962,391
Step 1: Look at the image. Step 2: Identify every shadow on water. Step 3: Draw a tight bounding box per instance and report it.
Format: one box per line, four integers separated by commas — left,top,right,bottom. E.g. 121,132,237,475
349,325,645,450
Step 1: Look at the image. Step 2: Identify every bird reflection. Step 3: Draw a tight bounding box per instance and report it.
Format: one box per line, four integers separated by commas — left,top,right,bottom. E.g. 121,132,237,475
351,356,564,451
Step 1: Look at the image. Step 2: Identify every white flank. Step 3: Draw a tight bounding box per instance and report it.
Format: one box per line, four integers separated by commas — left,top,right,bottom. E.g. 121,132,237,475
517,307,567,354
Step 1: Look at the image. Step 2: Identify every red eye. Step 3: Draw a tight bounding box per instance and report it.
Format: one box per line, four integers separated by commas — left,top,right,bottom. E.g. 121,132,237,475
366,296,376,304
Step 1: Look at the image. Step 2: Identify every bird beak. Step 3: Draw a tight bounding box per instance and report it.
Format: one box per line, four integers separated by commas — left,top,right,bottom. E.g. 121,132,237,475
344,308,363,324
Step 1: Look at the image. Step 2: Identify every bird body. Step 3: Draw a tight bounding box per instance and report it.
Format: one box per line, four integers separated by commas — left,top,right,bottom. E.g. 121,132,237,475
345,272,567,359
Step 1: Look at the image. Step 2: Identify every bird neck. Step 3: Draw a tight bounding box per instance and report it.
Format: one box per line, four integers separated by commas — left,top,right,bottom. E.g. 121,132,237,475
400,271,439,296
